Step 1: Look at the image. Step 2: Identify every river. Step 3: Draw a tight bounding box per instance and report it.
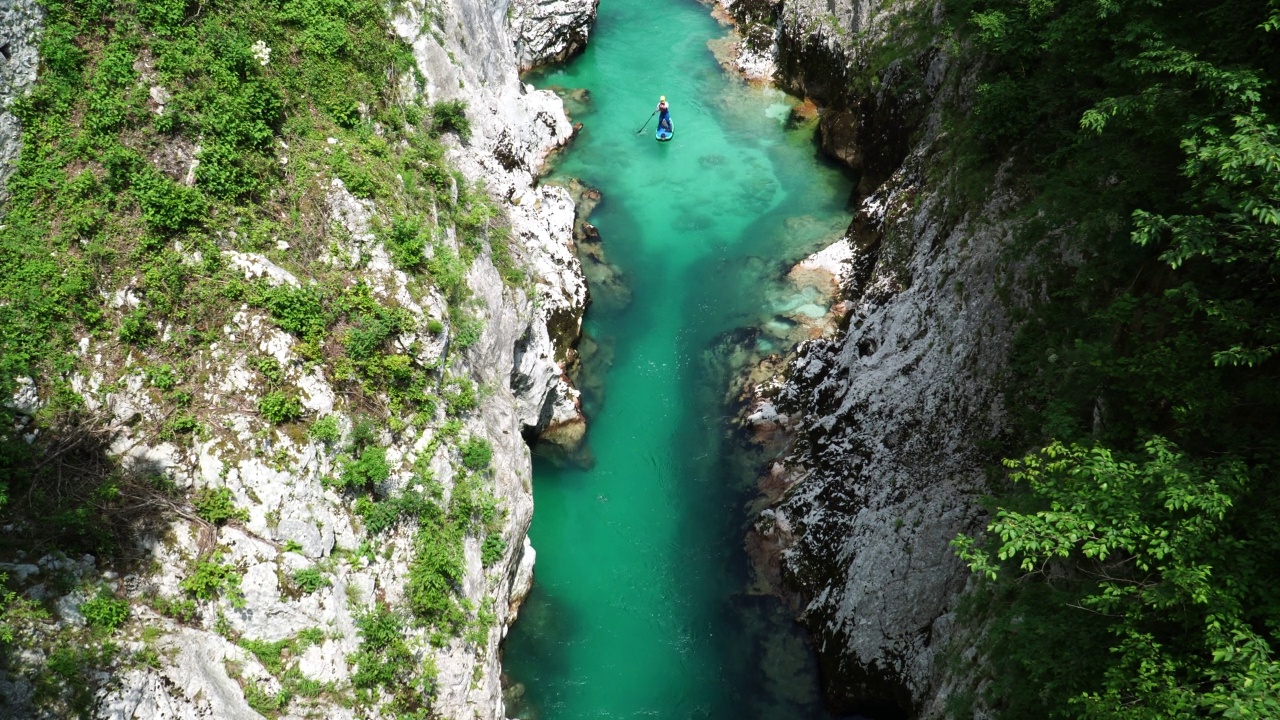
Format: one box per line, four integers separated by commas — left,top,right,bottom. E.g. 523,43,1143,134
501,0,856,717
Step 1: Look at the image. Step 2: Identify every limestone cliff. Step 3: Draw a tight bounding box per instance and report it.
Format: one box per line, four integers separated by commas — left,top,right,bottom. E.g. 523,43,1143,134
509,0,599,72
719,0,1022,716
0,0,42,205
0,0,591,716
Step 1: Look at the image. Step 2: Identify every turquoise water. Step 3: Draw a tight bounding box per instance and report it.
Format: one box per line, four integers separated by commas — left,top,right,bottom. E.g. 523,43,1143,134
502,0,855,718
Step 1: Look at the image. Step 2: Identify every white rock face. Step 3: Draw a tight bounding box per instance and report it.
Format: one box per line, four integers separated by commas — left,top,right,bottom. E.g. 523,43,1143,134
0,0,590,717
508,0,600,72
393,0,589,449
709,0,779,82
100,629,267,720
0,0,43,205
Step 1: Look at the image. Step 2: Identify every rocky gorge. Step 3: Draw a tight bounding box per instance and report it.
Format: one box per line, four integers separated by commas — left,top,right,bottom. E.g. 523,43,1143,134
2,0,1209,715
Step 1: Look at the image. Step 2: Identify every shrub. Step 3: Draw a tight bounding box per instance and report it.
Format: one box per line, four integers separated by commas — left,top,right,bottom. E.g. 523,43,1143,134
480,533,506,567
430,100,470,140
444,379,478,416
151,595,197,622
348,416,379,450
332,153,378,199
255,356,284,385
291,568,329,594
244,683,291,715
296,627,325,646
351,605,414,690
258,391,303,424
451,314,485,350
118,308,156,346
406,522,465,631
342,315,397,361
168,414,200,435
459,436,492,472
353,490,433,534
383,217,426,271
1,573,49,644
132,170,206,234
259,285,330,343
136,0,187,31
144,364,179,390
181,553,241,604
240,636,294,675
427,244,468,302
193,487,248,525
308,415,341,445
464,599,496,647
81,588,130,633
335,447,390,490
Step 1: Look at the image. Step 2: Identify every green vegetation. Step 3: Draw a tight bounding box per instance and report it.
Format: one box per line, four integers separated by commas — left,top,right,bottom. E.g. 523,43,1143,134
383,216,428,271
193,487,249,525
0,0,517,565
236,629,331,717
334,446,391,491
1,573,49,646
937,0,1280,717
430,100,471,140
290,567,330,594
41,641,119,716
243,684,291,716
144,364,180,390
459,436,493,472
339,419,504,642
80,587,130,634
308,415,342,445
181,552,243,606
350,603,437,713
444,377,479,416
258,391,304,424
0,0,569,711
151,594,198,623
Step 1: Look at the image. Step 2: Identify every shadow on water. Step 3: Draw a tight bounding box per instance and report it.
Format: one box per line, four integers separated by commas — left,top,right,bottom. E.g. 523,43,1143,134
503,580,578,720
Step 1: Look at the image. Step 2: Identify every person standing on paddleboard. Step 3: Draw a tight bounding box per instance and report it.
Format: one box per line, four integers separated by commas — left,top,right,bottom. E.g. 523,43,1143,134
656,96,672,133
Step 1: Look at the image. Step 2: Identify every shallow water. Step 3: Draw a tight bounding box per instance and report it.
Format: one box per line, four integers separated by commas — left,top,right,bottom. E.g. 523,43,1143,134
501,0,855,717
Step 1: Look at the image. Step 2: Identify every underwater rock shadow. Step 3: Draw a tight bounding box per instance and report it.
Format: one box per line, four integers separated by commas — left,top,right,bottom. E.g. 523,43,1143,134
501,581,580,720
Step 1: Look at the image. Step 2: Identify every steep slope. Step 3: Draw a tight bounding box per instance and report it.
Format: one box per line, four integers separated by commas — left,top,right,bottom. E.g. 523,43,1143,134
719,0,1280,715
718,0,1017,715
0,0,595,717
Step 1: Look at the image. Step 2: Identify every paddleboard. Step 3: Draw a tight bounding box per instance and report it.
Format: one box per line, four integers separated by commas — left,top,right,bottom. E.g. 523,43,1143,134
656,122,673,142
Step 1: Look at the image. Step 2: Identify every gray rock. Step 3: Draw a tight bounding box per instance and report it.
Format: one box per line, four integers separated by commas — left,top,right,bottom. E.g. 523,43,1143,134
0,563,40,583
509,0,600,72
723,0,1017,716
0,0,43,206
276,519,332,559
100,630,265,720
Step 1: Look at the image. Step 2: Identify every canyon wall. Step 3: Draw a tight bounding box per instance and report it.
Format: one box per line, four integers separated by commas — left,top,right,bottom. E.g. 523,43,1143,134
0,0,596,717
721,0,1025,716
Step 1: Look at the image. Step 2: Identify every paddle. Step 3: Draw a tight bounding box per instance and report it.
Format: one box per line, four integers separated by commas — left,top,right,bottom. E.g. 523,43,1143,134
636,110,656,134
